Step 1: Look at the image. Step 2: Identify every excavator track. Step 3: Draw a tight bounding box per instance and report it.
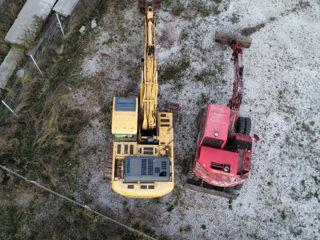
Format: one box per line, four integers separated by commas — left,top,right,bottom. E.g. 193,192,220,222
104,143,113,180
185,159,239,200
167,102,180,123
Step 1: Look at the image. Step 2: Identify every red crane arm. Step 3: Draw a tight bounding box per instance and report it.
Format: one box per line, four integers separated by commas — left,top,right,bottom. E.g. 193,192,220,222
228,41,244,110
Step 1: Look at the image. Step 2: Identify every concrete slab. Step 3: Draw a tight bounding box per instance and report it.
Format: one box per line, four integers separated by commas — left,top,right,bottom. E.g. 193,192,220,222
5,0,57,47
0,48,24,90
53,0,80,17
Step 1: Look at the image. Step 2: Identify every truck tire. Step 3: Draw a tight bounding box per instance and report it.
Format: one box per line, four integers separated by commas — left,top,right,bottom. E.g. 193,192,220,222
236,117,245,134
245,118,251,136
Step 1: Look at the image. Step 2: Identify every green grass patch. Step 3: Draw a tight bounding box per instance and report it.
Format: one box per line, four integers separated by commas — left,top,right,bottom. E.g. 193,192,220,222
160,58,190,90
171,2,185,16
197,93,209,106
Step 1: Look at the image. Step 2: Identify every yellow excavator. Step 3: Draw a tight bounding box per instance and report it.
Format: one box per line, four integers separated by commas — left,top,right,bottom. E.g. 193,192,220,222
108,0,174,198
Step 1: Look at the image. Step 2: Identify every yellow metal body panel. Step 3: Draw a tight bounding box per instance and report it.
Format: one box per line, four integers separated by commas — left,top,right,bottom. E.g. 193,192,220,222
111,97,138,135
110,3,174,198
111,112,174,198
140,5,158,131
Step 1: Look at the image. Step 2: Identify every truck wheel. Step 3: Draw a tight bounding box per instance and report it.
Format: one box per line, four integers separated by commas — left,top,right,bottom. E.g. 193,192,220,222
236,117,245,134
245,118,251,136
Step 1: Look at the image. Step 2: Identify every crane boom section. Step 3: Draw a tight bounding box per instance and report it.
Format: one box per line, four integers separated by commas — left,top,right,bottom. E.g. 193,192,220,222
228,41,244,110
140,6,158,131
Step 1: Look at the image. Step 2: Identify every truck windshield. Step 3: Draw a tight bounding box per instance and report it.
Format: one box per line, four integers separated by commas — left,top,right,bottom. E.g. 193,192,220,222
202,137,224,149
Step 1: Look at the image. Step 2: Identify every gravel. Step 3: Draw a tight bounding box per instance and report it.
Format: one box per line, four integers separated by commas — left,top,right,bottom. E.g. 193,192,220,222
78,1,320,239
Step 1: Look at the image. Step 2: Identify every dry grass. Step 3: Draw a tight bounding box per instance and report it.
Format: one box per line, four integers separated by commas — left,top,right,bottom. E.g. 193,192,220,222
0,1,134,238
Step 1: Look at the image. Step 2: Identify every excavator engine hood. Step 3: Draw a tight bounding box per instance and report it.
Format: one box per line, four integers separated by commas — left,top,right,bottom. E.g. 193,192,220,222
194,146,248,187
124,156,170,182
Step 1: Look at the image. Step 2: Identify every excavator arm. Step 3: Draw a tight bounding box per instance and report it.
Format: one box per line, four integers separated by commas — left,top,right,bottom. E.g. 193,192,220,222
140,2,158,132
215,32,252,134
228,41,244,110
215,32,251,111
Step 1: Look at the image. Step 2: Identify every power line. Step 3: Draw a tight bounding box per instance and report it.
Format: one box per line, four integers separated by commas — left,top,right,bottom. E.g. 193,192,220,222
1,100,19,118
0,164,156,240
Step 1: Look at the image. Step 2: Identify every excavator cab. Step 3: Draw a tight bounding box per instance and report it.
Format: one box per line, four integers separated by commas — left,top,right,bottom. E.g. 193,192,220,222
112,97,138,142
199,104,230,149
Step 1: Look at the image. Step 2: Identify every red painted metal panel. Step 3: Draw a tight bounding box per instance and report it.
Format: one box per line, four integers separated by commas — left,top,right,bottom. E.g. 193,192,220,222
194,161,247,188
234,133,252,143
203,104,230,147
198,146,239,175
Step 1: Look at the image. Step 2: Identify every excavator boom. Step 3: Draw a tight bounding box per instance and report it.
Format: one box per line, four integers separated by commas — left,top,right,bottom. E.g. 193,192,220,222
215,32,252,134
140,4,158,131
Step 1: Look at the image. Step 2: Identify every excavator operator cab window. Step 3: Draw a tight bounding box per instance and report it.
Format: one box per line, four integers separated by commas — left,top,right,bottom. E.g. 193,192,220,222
114,134,136,142
202,137,224,149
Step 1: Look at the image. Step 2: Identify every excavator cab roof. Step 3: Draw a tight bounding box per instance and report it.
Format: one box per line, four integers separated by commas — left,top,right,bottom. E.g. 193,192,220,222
112,97,138,135
202,104,230,148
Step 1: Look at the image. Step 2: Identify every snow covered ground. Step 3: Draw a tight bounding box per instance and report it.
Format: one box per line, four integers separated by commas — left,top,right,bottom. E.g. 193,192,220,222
78,0,320,239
